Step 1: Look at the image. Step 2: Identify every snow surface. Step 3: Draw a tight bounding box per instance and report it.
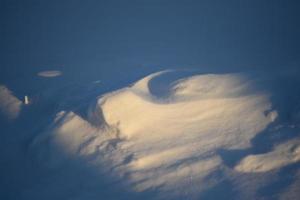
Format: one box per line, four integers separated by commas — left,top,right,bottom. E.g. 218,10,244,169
235,139,300,173
1,71,300,200
0,85,22,120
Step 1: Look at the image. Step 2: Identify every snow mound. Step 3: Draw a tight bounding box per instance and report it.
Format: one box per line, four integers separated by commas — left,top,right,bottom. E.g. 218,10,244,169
0,85,22,120
32,72,279,199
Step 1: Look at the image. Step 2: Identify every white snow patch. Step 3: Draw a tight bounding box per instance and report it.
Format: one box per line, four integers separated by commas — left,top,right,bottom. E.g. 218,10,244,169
235,139,300,173
0,85,22,119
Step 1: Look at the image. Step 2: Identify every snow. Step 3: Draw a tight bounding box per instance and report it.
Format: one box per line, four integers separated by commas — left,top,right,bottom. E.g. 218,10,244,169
30,72,280,199
235,139,300,173
0,85,22,120
1,70,300,199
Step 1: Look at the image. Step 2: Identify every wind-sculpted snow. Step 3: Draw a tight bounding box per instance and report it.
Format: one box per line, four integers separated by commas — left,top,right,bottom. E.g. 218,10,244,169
235,139,300,173
97,72,276,196
28,71,300,199
30,72,277,198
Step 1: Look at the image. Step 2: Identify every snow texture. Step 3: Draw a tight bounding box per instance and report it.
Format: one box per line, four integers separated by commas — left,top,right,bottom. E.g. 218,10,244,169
1,71,300,200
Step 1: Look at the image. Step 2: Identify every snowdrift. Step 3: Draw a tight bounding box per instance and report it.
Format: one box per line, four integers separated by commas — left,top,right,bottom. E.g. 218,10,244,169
28,71,300,199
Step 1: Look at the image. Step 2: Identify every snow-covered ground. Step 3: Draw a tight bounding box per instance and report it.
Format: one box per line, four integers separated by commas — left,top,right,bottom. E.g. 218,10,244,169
0,69,299,200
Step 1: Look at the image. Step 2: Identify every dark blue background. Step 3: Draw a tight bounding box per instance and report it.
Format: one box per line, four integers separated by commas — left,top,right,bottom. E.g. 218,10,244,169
1,0,300,96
